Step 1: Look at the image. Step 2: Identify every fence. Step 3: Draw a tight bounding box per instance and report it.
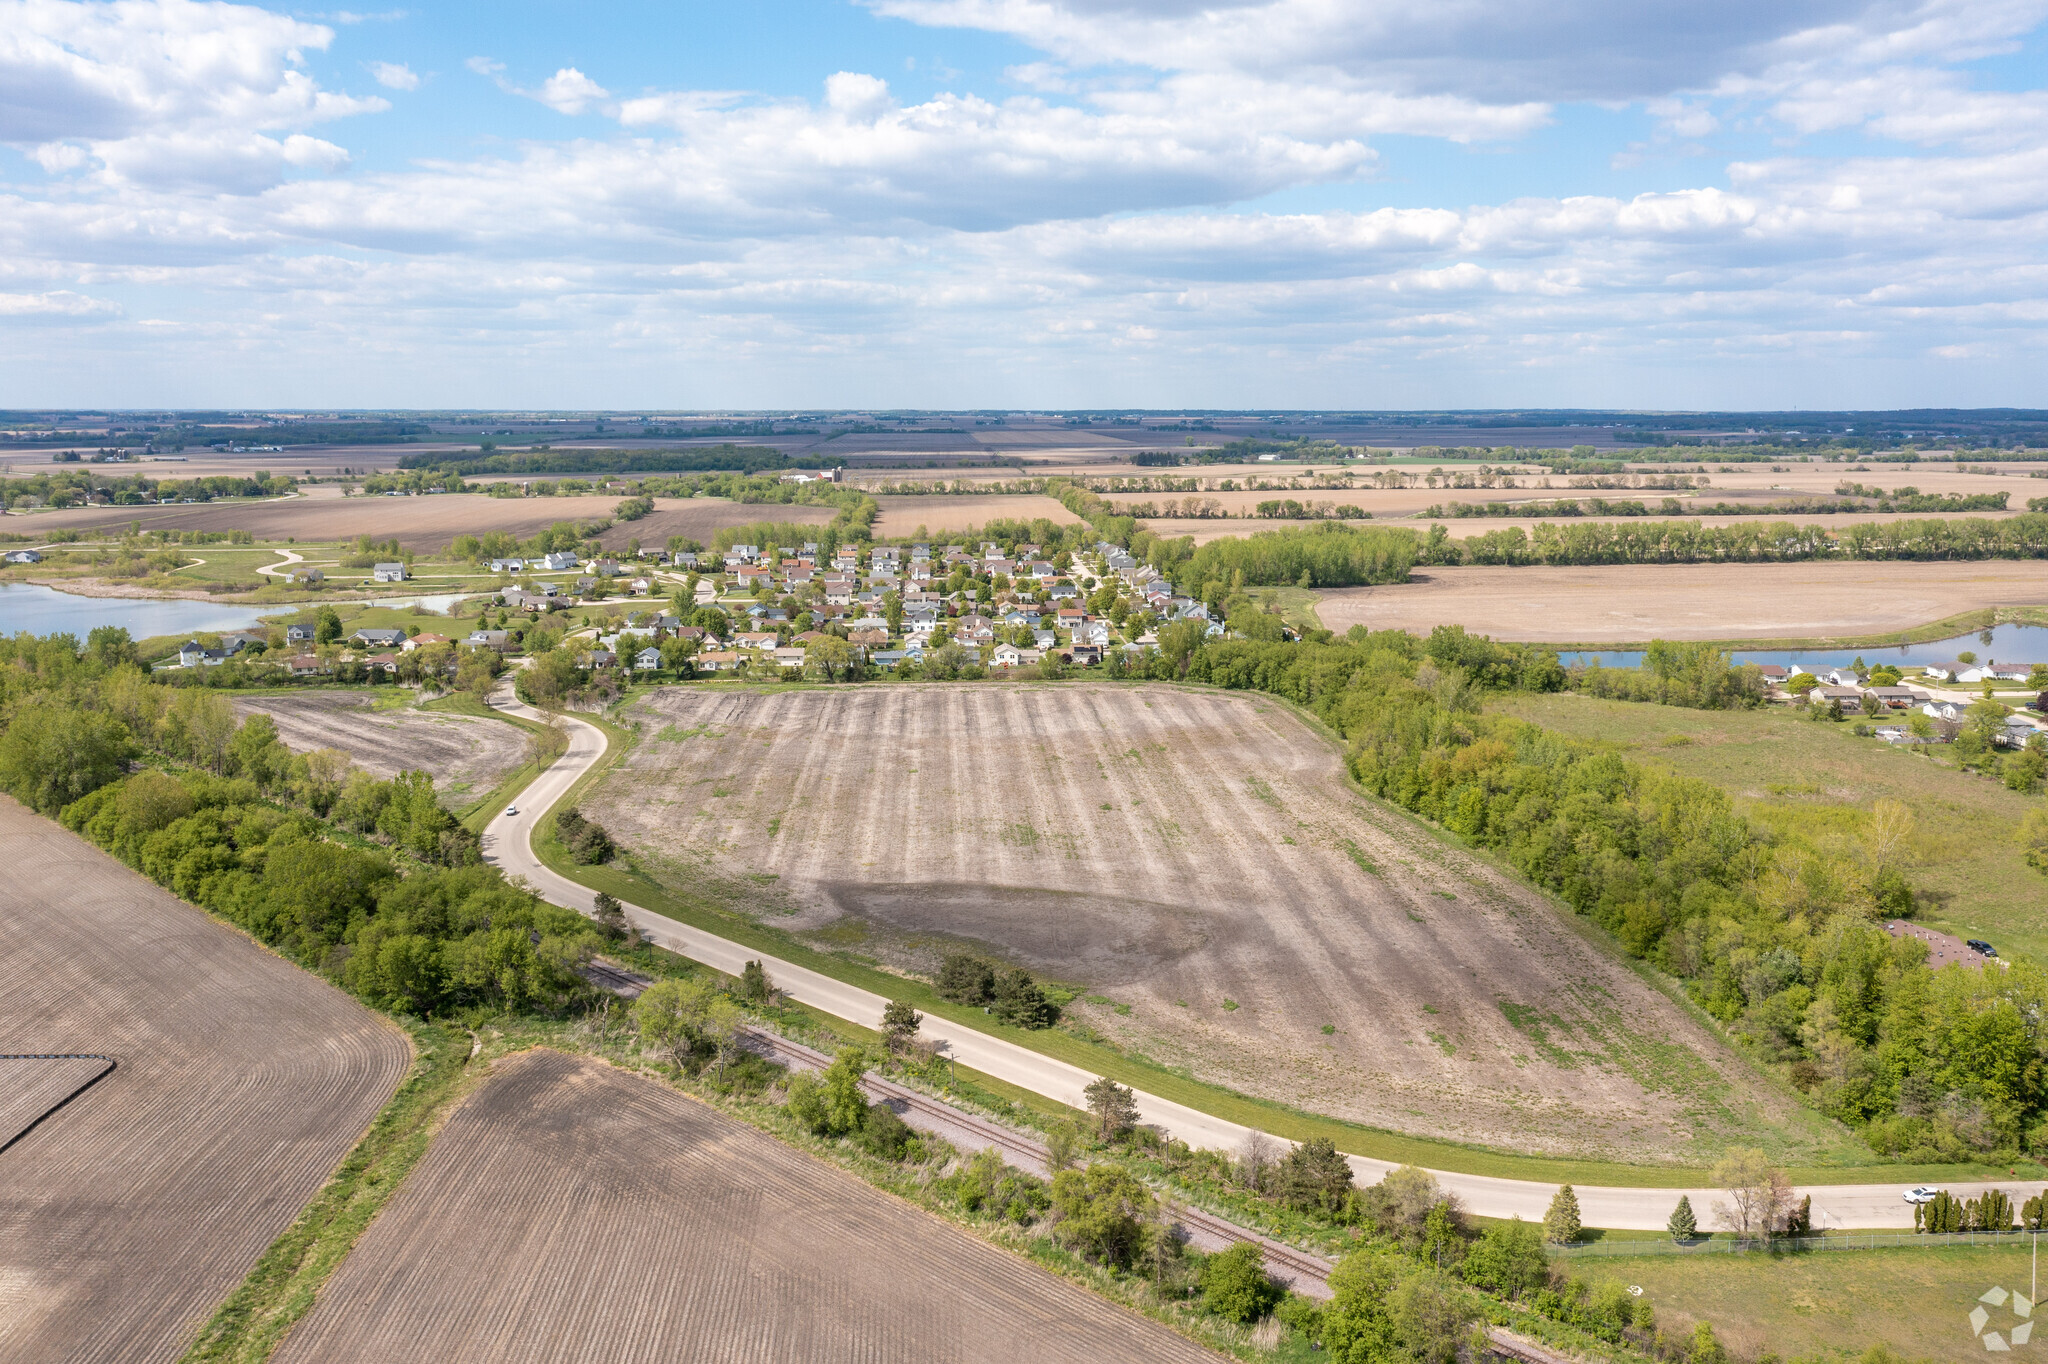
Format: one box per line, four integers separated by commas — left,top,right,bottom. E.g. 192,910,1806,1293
1557,1230,2045,1258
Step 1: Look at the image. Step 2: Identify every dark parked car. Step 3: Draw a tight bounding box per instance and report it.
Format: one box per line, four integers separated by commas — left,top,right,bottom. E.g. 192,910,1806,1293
1967,939,1997,956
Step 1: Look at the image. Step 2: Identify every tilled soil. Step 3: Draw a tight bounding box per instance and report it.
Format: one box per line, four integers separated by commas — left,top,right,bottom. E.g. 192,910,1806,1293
232,692,526,801
1316,560,2048,643
0,796,410,1364
273,1049,1224,1364
588,684,1845,1164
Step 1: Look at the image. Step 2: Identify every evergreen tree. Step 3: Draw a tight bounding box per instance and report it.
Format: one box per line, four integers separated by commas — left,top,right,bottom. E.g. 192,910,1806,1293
1544,1184,1582,1244
1668,1193,1697,1242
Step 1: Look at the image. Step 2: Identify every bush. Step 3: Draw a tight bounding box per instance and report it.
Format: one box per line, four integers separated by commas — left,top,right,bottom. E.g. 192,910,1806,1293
937,953,996,1004
1272,1136,1355,1213
1199,1242,1282,1323
857,1101,915,1160
554,806,615,864
1050,1164,1154,1268
990,966,1057,1029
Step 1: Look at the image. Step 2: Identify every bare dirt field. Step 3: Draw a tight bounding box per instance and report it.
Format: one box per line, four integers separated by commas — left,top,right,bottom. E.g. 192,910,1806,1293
1317,561,2048,644
21,491,816,553
0,795,410,1364
273,1048,1222,1364
585,684,1846,1165
231,692,528,800
871,493,1086,538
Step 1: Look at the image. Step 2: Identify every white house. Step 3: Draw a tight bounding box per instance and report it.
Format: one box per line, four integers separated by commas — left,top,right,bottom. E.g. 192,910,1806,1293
5,549,43,564
371,562,407,582
539,550,579,572
633,645,664,671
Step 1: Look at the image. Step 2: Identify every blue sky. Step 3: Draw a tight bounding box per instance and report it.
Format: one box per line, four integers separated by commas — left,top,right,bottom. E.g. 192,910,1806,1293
2,0,2046,409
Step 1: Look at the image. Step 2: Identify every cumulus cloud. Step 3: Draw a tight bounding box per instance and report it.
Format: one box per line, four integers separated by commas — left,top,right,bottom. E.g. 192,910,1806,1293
0,289,120,319
535,67,608,115
0,0,383,189
369,61,418,91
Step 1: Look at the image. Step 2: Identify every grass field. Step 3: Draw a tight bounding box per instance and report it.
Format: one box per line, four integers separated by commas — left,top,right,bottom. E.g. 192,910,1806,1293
1490,693,2048,964
579,681,1851,1169
1580,1242,2048,1361
270,1049,1227,1364
1315,561,2048,645
0,795,411,1363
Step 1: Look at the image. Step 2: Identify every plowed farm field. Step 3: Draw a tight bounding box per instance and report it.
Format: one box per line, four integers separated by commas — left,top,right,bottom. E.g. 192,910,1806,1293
586,684,1849,1165
231,692,526,800
26,490,830,553
1314,560,2048,643
0,796,410,1364
273,1049,1223,1364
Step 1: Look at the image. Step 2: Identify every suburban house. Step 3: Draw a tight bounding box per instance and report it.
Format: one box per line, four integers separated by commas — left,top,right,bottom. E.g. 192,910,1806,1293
736,631,779,650
176,640,228,667
501,589,544,612
466,629,511,650
372,562,408,583
696,649,742,671
351,628,405,648
539,550,579,572
219,631,268,653
1998,716,2042,748
1922,662,1968,681
489,557,525,573
289,566,324,584
992,644,1042,668
1866,686,1930,709
361,651,401,675
286,623,315,645
1960,663,2035,683
4,549,42,564
633,645,664,670
770,646,806,668
1755,664,1792,684
1816,667,1864,687
1923,699,1967,721
402,632,452,652
849,628,888,648
287,654,327,677
1068,644,1102,667
586,649,617,668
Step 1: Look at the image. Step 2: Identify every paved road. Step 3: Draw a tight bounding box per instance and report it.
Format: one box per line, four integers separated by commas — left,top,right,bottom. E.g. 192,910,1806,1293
479,679,2045,1232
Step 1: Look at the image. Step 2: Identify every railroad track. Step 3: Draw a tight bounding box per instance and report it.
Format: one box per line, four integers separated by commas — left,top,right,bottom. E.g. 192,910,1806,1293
1169,1201,1333,1292
1482,1328,1579,1364
579,960,653,997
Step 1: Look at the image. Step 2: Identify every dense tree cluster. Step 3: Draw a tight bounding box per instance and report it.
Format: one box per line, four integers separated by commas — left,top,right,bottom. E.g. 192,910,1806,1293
935,952,1059,1028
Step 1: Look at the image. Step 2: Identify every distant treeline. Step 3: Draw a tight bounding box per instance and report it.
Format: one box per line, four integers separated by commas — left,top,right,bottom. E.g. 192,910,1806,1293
400,445,830,476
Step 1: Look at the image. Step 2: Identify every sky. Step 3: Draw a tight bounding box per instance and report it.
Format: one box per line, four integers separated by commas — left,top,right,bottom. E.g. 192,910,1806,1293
2,0,2046,410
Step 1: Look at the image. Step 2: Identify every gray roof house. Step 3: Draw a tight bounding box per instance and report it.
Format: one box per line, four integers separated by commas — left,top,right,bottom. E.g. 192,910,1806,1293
351,628,405,647
372,562,407,582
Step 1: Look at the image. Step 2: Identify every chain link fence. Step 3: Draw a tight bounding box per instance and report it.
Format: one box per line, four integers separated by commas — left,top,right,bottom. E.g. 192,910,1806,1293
1557,1229,2046,1257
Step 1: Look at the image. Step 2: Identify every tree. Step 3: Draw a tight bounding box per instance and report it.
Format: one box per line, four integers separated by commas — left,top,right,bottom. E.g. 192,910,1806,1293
1668,1193,1698,1242
1711,1146,1791,1240
1272,1136,1355,1214
936,953,995,1004
990,967,1056,1028
1045,1121,1081,1172
818,1046,870,1137
1321,1250,1403,1364
1687,1321,1728,1364
1388,1269,1474,1364
632,977,715,1066
1050,1164,1154,1267
0,700,135,815
591,890,632,941
1084,1075,1139,1142
315,606,344,644
1458,1218,1547,1299
881,999,922,1053
1544,1184,1582,1244
804,635,855,681
1199,1242,1281,1323
739,959,771,1004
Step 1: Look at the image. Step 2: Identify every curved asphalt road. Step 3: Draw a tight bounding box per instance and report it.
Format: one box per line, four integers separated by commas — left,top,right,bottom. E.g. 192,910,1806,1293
480,680,2042,1232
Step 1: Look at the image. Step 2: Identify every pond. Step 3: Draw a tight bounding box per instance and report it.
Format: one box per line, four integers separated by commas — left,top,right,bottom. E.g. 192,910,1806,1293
0,583,279,640
1559,622,2048,672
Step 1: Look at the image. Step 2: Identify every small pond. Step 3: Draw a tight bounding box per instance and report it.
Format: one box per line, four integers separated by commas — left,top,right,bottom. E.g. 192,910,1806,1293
1559,622,2048,672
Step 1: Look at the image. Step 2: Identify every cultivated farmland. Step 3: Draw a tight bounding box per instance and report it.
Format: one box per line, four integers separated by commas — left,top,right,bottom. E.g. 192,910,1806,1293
25,490,829,553
273,1049,1223,1364
231,691,528,798
870,492,1086,537
1316,560,2048,644
587,684,1848,1165
0,796,410,1364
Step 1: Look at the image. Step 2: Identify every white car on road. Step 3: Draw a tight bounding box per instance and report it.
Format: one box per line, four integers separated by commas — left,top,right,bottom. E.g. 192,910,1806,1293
503,805,519,818
1903,1185,1943,1204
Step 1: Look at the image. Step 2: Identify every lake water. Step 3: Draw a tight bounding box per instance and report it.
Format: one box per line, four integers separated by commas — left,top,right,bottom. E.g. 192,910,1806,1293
1559,622,2048,672
0,583,279,640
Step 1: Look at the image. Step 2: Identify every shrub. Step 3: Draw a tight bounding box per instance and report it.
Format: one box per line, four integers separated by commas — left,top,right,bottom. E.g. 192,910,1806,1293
554,806,614,864
936,953,996,1004
990,966,1057,1028
1050,1164,1154,1268
857,1102,915,1160
1199,1242,1282,1323
1272,1136,1355,1214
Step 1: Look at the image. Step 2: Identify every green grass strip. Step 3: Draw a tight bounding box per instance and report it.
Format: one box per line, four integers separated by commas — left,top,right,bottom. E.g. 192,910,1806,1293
177,1021,479,1364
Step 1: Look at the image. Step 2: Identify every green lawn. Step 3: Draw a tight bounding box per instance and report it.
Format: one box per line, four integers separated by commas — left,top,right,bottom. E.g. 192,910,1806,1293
1490,693,2048,966
1577,1241,2048,1362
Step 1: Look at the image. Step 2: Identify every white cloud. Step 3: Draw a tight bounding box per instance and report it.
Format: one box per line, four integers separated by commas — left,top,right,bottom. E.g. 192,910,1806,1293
536,66,608,115
465,55,505,77
0,289,119,319
369,61,419,91
0,0,383,190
